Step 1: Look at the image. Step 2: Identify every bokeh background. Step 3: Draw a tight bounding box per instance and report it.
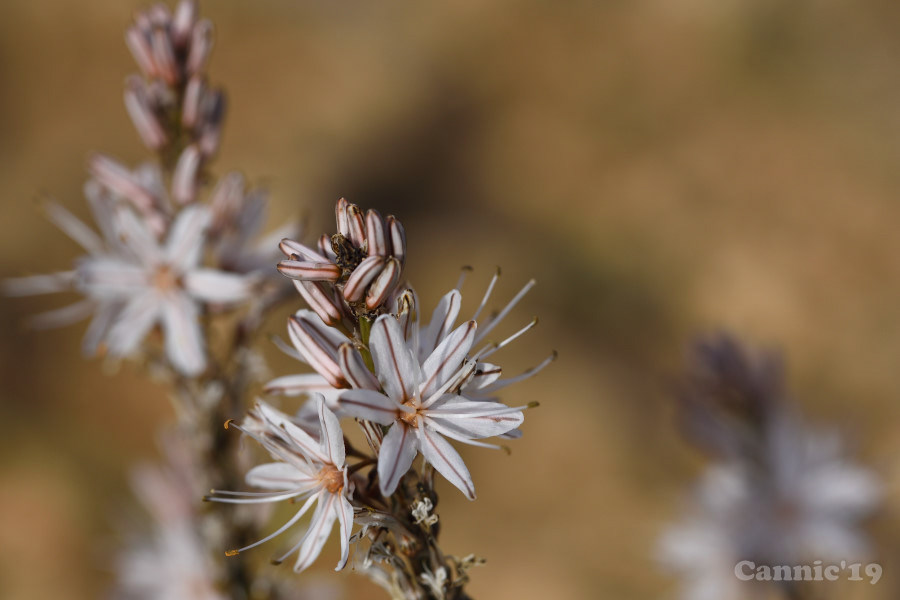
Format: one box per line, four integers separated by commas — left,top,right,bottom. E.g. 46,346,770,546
3,1,900,598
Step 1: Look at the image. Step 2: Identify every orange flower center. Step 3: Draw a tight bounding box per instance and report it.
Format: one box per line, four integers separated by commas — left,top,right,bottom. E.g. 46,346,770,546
152,265,181,293
318,465,344,494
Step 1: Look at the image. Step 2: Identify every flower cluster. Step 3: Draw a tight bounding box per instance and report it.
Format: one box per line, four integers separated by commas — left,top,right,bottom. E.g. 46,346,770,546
5,0,295,377
658,335,881,600
210,198,552,585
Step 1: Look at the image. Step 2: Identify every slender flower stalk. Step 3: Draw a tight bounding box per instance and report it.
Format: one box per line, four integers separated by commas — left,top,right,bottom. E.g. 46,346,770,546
7,3,549,599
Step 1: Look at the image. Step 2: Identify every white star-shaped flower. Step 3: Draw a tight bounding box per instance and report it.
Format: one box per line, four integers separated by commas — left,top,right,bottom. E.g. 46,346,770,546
338,315,528,499
75,204,251,375
208,397,354,573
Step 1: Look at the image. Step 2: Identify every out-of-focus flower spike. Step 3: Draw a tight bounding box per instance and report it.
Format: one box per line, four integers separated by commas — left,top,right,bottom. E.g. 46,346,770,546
335,198,350,238
386,215,406,265
198,89,225,157
89,155,159,215
171,0,196,49
208,171,243,232
293,280,343,326
365,209,387,256
338,343,380,391
347,204,366,248
125,26,157,78
181,76,204,129
172,145,202,204
124,76,167,150
366,257,401,310
186,19,213,76
343,256,384,302
148,3,172,25
278,260,341,282
475,278,535,344
150,27,179,85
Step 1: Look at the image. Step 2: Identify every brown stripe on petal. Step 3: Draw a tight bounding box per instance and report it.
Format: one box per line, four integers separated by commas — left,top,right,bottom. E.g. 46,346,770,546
386,215,406,264
278,260,341,282
365,257,401,310
366,209,387,257
347,204,367,248
342,256,384,302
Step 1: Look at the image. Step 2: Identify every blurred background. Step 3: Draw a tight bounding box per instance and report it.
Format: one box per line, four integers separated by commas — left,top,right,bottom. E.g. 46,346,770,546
3,0,900,598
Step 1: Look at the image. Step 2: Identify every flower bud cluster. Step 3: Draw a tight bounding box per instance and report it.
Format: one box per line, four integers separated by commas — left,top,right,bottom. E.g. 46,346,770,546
277,198,407,323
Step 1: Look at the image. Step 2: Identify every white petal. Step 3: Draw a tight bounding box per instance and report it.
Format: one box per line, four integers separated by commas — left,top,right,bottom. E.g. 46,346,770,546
317,394,345,467
165,204,210,269
161,293,206,375
76,258,148,299
425,403,524,439
246,462,318,491
420,289,461,357
369,314,420,402
28,299,95,330
114,207,162,263
288,314,345,387
338,343,380,391
338,390,399,426
420,320,476,403
264,373,333,396
82,301,124,356
4,271,75,296
342,255,384,302
293,493,338,572
106,294,161,356
335,495,354,571
417,425,475,500
254,401,330,464
184,269,251,303
279,238,329,262
377,423,418,497
46,203,104,255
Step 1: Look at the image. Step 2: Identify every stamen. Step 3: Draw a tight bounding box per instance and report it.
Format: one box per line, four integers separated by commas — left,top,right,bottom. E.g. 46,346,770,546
454,265,474,291
471,267,500,322
477,317,538,360
475,279,535,343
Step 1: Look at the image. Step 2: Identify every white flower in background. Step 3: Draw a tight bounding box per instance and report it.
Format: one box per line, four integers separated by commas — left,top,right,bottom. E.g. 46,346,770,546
208,396,354,573
75,204,252,375
659,413,881,600
5,185,133,356
114,436,225,600
207,172,298,276
339,315,529,499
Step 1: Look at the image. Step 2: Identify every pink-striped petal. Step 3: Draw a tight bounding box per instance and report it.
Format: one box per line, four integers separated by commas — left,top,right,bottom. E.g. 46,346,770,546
377,423,418,496
420,320,476,403
342,255,384,302
369,315,421,401
338,390,399,426
278,260,341,282
417,425,475,500
365,257,401,310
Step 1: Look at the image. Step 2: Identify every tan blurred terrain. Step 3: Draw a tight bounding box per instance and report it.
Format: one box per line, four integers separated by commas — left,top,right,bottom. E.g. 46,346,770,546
3,1,900,598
